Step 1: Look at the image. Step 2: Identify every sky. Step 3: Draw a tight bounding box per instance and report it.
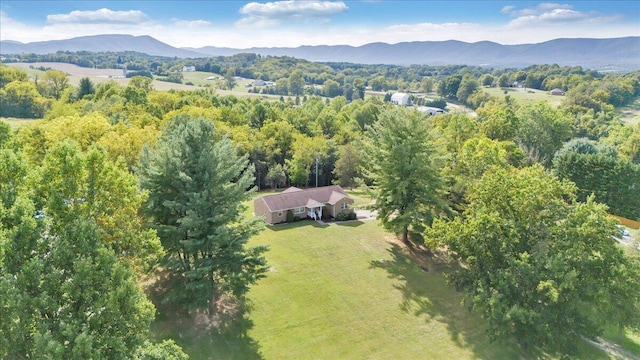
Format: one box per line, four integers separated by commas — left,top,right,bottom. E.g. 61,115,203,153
1,1,638,49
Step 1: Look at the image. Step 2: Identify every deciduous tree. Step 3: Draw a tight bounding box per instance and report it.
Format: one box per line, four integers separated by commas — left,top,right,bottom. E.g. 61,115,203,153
429,165,640,353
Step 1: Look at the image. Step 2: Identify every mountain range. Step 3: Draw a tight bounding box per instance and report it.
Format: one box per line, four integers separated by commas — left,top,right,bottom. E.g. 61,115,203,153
1,34,638,70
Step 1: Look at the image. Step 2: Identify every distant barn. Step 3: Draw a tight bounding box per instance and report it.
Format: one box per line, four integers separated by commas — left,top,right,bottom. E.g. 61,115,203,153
390,92,410,106
550,88,565,96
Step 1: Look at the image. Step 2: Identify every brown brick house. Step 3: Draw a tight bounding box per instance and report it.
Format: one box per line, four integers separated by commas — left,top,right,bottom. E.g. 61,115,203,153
254,185,354,224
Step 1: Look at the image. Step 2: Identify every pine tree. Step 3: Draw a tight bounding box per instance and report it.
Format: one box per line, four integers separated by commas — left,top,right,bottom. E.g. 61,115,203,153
138,115,268,311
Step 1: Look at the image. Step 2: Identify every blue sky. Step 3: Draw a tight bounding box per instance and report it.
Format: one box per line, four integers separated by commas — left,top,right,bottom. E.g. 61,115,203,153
1,1,638,48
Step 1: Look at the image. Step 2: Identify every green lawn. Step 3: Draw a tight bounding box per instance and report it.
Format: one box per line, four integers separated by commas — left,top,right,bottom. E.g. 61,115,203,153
483,86,563,107
150,212,626,359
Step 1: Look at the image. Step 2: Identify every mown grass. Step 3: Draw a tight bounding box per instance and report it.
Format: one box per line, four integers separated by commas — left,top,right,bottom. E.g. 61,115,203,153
149,203,631,359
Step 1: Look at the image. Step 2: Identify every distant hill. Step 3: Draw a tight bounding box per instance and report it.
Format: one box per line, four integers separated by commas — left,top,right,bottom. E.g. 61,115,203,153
2,34,638,70
188,37,640,71
0,34,206,58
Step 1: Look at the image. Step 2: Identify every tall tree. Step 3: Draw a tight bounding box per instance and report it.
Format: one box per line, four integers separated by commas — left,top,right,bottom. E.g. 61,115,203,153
362,107,450,243
429,165,640,353
515,101,572,166
34,140,163,270
333,143,363,189
77,77,96,99
40,69,69,100
138,116,268,311
288,69,305,96
266,163,287,189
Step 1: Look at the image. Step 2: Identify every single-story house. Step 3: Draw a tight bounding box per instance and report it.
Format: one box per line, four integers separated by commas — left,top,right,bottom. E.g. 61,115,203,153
390,92,410,106
254,185,355,225
182,66,196,72
550,88,565,96
253,79,266,86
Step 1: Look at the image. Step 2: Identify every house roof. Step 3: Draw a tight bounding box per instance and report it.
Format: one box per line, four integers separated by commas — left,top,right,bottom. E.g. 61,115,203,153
258,185,353,212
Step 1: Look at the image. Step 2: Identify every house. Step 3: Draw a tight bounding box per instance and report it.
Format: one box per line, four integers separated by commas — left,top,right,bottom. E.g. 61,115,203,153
182,66,196,72
550,88,565,96
390,92,410,106
254,185,355,225
253,79,266,86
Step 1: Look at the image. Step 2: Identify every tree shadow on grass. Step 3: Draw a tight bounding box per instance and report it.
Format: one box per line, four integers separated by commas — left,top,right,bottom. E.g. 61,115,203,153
370,243,613,359
370,243,525,359
335,220,365,227
145,269,264,360
265,219,330,232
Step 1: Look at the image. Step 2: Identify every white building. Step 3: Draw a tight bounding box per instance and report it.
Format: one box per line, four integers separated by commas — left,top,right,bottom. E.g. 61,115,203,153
390,92,410,106
182,66,196,72
416,106,447,116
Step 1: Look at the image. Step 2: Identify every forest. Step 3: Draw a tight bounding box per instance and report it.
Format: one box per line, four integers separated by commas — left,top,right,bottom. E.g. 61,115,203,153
1,52,639,358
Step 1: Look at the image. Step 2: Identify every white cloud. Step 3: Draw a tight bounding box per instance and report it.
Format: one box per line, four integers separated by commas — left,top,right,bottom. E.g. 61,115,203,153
501,2,623,30
47,8,150,24
237,1,348,28
172,19,212,28
500,5,515,14
240,1,347,18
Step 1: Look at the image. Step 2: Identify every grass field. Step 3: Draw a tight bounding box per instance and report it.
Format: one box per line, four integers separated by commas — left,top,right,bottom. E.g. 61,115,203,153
482,86,564,107
1,117,40,129
619,98,640,125
149,191,635,359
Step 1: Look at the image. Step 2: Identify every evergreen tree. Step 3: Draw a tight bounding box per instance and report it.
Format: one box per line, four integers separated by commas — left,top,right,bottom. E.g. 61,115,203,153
77,77,95,99
362,107,451,243
138,116,268,311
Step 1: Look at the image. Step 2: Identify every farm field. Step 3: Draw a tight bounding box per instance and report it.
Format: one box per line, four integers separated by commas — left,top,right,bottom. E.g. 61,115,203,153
149,201,631,359
482,86,564,107
5,62,282,99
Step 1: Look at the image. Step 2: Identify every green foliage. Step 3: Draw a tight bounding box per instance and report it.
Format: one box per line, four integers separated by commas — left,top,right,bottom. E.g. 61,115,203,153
517,102,573,162
77,77,96,100
362,106,451,243
0,198,155,359
333,143,363,189
553,139,640,220
286,209,295,223
266,163,287,189
134,340,189,360
437,75,462,99
34,140,163,270
138,116,268,311
39,69,70,100
0,80,48,118
429,165,640,354
0,121,13,149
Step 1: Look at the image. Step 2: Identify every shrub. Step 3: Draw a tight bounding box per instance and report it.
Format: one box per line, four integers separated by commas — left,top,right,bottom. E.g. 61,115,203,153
286,209,294,223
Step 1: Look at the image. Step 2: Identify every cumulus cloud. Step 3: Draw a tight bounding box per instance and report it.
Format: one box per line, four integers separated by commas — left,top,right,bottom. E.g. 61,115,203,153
47,8,150,24
237,0,348,27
